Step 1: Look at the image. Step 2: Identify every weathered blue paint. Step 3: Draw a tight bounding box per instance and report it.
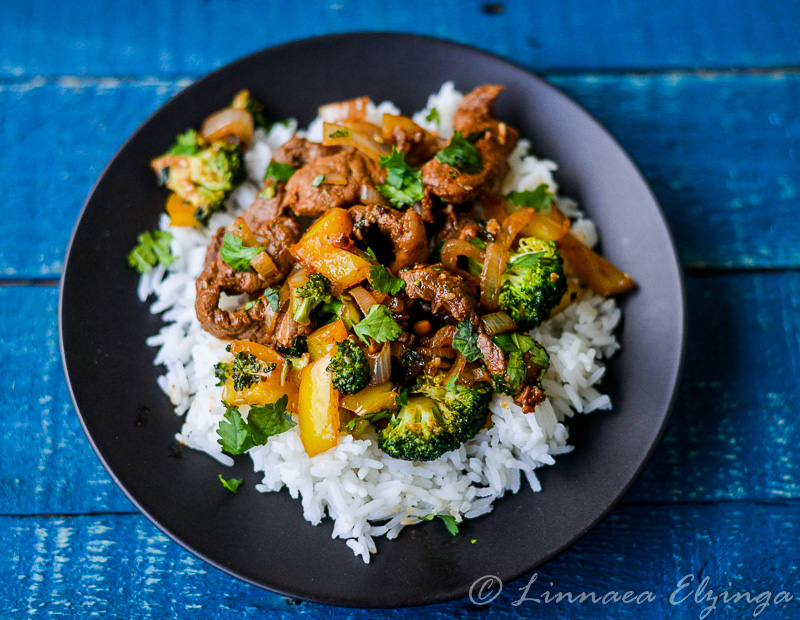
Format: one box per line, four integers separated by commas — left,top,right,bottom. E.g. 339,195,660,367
1,506,798,617
1,0,799,78
1,73,799,278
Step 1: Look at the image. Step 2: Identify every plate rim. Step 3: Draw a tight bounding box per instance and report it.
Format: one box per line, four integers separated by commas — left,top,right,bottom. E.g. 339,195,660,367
59,31,687,607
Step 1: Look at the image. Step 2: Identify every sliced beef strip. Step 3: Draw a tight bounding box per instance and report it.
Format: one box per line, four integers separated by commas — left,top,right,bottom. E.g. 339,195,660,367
399,264,479,325
254,216,301,281
282,148,384,217
421,85,519,204
349,204,428,272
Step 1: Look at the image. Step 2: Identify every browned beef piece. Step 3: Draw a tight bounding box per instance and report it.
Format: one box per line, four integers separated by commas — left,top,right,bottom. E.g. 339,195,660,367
387,122,443,167
349,204,428,272
254,216,301,281
435,212,482,246
399,264,479,325
243,138,342,229
283,149,383,217
194,218,300,343
477,333,506,375
421,85,519,204
513,384,546,413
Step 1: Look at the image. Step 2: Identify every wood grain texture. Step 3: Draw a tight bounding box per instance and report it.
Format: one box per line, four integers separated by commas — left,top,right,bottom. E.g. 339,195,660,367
1,0,799,78
3,271,798,515
2,505,798,618
1,73,799,278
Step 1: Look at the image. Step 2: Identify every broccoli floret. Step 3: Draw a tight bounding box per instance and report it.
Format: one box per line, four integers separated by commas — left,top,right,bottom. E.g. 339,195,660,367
292,274,333,325
214,361,233,386
152,132,243,225
230,352,277,392
377,372,492,461
276,335,308,358
497,237,567,329
326,339,370,395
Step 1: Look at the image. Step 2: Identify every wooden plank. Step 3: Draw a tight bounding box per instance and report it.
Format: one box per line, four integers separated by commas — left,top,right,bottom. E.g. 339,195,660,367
2,73,799,278
1,0,799,78
1,504,798,617
2,271,798,514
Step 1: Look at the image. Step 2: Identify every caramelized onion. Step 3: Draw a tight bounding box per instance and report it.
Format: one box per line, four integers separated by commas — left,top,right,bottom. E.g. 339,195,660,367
479,241,508,312
319,171,348,186
250,251,278,280
481,311,516,335
360,184,391,206
349,286,377,315
520,211,571,242
416,346,457,359
440,239,485,278
443,353,467,388
201,107,254,145
428,325,456,348
231,217,258,246
318,96,370,122
368,344,391,386
322,122,391,160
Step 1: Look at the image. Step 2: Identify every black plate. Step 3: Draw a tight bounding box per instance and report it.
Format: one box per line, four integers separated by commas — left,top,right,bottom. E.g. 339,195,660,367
60,33,686,607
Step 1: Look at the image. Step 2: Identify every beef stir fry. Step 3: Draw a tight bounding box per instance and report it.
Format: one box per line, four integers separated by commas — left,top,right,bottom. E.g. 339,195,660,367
140,86,634,462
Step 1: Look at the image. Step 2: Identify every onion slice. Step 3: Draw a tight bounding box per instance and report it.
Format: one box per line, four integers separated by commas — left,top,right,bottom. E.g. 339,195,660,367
416,346,457,359
349,286,377,316
322,122,391,160
481,311,516,335
427,325,456,348
440,239,485,281
250,251,278,280
479,241,508,312
201,108,254,145
360,184,391,206
368,344,391,386
443,353,467,388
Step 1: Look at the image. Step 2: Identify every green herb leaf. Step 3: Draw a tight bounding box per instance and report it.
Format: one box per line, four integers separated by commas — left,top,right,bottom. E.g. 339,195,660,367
264,287,280,311
343,409,393,431
327,128,349,139
219,233,266,272
219,474,243,493
491,332,537,353
127,230,176,275
312,174,325,187
377,147,424,208
425,108,440,124
264,161,296,182
243,299,258,311
246,395,295,445
396,388,409,407
445,373,458,392
506,351,526,389
217,404,254,455
506,250,557,272
505,184,554,211
353,305,403,344
471,538,477,544
452,321,482,362
369,264,406,295
435,131,483,175
365,247,378,261
420,514,460,535
166,129,199,156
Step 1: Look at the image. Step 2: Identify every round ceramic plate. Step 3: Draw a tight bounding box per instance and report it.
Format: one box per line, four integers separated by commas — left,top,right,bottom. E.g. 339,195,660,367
60,33,686,607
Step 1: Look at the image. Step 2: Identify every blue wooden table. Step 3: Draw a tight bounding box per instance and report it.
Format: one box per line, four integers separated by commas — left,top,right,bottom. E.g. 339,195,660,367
2,1,799,617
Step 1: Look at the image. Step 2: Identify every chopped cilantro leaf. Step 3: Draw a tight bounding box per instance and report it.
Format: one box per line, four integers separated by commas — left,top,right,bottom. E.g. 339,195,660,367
217,404,254,455
369,264,406,295
219,233,265,272
343,409,393,431
420,514,460,535
396,388,409,407
353,305,403,344
264,287,280,311
445,372,458,392
425,108,440,124
365,247,378,261
506,351,526,389
166,129,199,156
127,230,176,275
243,299,258,311
505,183,554,211
507,251,557,272
435,131,482,174
219,474,243,493
491,332,537,353
264,161,296,182
377,146,424,208
216,396,294,455
452,321,482,362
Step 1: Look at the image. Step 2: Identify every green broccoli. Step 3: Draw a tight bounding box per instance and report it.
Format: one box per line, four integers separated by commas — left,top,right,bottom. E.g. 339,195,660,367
230,352,276,392
377,372,492,462
326,339,370,395
152,131,243,225
292,273,333,325
497,237,567,329
276,335,308,358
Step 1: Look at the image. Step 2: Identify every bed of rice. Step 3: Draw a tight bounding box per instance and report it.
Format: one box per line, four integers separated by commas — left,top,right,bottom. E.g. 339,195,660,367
137,83,621,562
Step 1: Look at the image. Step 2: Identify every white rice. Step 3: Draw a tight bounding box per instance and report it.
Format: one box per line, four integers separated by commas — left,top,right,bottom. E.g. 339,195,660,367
140,83,620,563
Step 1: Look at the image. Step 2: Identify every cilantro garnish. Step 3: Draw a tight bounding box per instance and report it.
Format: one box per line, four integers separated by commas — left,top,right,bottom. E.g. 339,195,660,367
505,183,554,211
369,264,406,295
435,131,483,175
452,321,482,362
219,233,266,272
425,108,440,124
353,305,403,344
216,395,294,455
264,287,280,311
219,474,243,493
365,247,378,261
264,161,296,182
491,332,537,353
166,129,199,156
342,410,393,431
127,230,176,275
420,513,460,535
507,251,557,272
505,351,526,389
377,146,424,208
